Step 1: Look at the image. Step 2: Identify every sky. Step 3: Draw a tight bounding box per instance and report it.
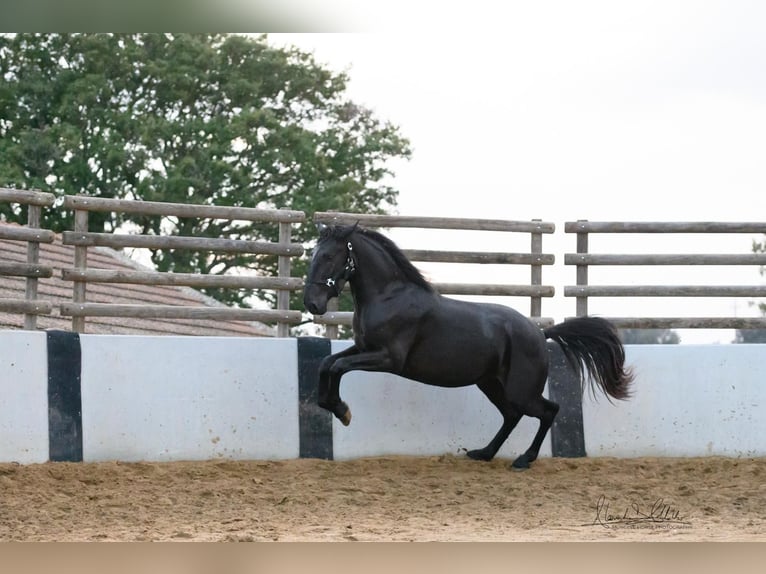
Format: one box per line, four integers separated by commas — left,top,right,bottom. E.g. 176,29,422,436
270,1,766,343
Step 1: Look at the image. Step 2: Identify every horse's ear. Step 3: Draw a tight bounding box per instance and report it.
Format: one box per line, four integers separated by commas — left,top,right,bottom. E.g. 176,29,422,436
315,222,328,235
340,221,359,239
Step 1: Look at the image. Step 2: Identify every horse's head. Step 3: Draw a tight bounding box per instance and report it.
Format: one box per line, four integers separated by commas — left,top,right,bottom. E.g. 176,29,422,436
303,223,358,315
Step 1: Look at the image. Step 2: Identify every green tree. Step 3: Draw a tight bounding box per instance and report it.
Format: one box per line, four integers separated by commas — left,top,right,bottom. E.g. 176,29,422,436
733,329,766,343
0,33,411,309
753,235,766,316
619,328,680,344
733,235,766,343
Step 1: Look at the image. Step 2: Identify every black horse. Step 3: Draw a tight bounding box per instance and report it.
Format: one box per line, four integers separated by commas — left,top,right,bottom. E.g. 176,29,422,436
303,223,633,469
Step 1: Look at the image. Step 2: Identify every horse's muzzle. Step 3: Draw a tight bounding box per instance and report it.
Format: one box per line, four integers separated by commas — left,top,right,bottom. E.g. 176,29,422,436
305,300,325,315
303,286,327,316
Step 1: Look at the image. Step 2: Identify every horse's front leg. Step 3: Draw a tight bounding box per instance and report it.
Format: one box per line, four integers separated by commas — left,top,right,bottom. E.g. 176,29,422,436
317,345,360,420
322,348,395,426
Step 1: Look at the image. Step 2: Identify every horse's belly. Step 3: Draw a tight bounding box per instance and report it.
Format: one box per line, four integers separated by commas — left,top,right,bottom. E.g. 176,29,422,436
400,339,498,388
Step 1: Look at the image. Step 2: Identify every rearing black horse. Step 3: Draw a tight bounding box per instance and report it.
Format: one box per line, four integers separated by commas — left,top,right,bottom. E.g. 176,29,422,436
303,224,633,469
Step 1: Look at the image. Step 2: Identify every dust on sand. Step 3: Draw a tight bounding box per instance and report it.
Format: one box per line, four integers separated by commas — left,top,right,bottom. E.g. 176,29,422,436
1,455,763,541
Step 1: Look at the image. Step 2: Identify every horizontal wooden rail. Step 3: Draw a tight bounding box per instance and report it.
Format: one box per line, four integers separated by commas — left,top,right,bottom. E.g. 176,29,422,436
62,231,304,257
309,311,353,326
312,311,556,329
60,303,303,324
0,263,53,278
403,250,554,265
578,317,766,329
63,195,306,223
565,286,766,297
314,211,555,233
328,282,554,297
434,283,554,297
565,221,766,234
0,188,56,206
0,226,56,243
0,299,53,315
61,268,304,290
565,253,766,265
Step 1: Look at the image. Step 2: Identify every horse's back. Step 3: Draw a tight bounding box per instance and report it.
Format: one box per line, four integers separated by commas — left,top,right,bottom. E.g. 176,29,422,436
397,295,547,387
435,296,543,343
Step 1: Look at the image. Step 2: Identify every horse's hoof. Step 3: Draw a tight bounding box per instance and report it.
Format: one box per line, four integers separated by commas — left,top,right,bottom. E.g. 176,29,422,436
511,455,530,471
466,449,492,462
331,402,351,426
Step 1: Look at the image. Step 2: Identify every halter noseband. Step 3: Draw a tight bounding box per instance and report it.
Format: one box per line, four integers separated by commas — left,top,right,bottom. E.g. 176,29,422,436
315,241,356,297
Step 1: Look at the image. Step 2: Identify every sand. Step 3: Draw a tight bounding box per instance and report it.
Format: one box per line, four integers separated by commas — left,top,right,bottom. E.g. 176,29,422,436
1,455,763,541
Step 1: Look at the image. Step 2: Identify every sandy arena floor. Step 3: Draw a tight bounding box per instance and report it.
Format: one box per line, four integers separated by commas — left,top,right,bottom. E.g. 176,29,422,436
1,455,764,541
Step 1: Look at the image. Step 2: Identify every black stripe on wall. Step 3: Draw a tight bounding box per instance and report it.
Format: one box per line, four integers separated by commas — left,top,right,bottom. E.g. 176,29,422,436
297,337,334,460
46,330,83,462
546,341,587,458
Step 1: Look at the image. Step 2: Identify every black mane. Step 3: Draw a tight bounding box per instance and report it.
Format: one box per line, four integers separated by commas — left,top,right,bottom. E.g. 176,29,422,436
322,224,434,292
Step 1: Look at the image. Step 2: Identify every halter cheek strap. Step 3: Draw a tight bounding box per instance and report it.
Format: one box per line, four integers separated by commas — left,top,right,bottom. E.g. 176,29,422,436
318,242,356,297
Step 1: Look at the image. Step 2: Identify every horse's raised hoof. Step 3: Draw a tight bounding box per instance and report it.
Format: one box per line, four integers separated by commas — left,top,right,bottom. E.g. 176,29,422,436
332,402,352,426
466,448,493,462
511,455,530,471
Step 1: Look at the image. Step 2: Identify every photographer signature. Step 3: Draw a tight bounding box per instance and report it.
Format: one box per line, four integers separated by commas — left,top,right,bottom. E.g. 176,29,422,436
589,495,692,529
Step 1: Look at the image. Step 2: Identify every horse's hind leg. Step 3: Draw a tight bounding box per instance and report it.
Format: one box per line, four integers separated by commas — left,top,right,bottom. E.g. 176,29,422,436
467,379,523,462
511,396,559,470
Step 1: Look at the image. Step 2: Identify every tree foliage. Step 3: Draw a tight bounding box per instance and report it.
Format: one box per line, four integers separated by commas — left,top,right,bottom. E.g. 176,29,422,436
753,235,766,316
0,33,411,308
733,329,766,343
619,328,680,344
732,235,766,342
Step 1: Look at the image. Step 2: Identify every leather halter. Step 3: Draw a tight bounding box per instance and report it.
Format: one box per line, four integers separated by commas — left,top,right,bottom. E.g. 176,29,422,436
313,241,356,297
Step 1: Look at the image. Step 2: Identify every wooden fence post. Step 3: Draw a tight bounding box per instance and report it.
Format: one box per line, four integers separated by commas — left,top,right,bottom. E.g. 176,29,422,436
530,219,543,318
277,217,291,338
575,219,589,318
24,203,42,330
71,209,89,333
324,299,339,340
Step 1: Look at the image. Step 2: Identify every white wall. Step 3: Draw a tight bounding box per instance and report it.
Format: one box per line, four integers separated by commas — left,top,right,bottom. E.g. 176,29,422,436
1,329,764,463
0,331,49,464
80,335,300,462
584,344,766,458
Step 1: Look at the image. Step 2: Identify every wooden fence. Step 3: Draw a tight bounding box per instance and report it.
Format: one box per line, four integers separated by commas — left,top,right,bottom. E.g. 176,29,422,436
4,188,766,337
58,195,306,337
310,211,556,337
0,188,56,329
564,221,766,329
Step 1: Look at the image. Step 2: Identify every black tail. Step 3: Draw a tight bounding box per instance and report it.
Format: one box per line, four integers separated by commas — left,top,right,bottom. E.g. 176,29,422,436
544,317,633,401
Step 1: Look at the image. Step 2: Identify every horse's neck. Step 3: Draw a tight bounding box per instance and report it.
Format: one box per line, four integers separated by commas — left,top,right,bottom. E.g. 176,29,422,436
349,238,405,303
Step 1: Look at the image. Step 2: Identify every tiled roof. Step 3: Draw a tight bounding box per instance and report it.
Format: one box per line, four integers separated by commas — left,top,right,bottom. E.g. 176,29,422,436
0,223,275,337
